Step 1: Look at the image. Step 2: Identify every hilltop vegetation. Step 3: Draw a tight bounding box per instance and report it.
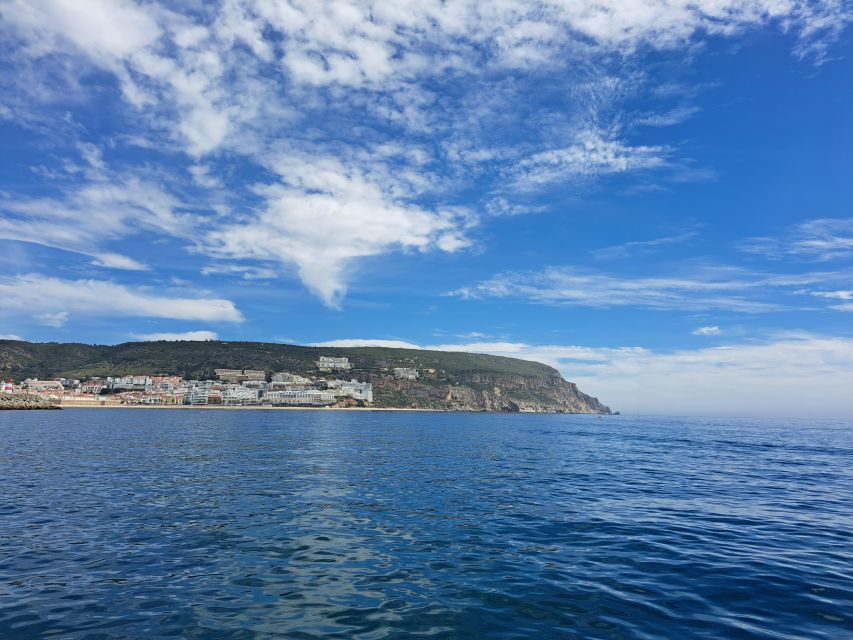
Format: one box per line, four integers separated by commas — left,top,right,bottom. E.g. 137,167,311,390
0,340,557,382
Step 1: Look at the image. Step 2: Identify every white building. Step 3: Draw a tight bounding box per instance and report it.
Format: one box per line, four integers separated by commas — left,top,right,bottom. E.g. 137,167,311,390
393,367,419,380
151,376,183,391
186,389,209,405
317,356,351,372
107,375,152,390
222,388,260,405
80,380,105,394
327,379,373,402
266,389,336,406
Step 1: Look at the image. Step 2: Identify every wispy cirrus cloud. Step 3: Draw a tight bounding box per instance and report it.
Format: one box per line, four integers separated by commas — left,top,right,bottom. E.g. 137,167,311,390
0,274,243,323
592,227,701,259
810,290,853,311
452,265,852,313
0,143,192,271
509,128,669,191
739,218,853,262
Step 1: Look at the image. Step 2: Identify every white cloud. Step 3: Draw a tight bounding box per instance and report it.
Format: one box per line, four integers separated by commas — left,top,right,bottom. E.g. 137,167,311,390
1,1,850,306
811,290,853,300
637,105,701,127
204,156,474,306
4,0,847,163
510,128,668,190
91,253,149,271
739,218,853,261
201,264,279,280
693,325,722,336
0,334,23,341
0,151,190,270
592,228,700,259
188,164,222,189
452,265,853,312
321,334,853,418
313,338,423,349
3,0,162,62
36,311,69,328
0,274,243,322
134,330,218,341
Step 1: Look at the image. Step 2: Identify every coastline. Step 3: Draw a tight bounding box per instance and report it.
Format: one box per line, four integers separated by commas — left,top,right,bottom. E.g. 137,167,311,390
53,401,596,413
57,401,445,412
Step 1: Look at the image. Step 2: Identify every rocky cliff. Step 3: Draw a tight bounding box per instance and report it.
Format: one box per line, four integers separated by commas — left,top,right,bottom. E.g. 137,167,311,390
372,373,609,413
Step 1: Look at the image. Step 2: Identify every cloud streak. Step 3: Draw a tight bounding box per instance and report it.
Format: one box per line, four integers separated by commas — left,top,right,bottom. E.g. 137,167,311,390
0,274,243,323
739,218,853,262
452,265,852,313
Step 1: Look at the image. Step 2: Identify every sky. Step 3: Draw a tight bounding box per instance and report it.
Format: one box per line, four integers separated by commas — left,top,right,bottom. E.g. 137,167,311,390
1,0,852,418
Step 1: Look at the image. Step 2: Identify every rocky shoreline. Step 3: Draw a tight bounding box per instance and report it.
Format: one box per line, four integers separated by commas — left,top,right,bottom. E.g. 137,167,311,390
0,393,61,410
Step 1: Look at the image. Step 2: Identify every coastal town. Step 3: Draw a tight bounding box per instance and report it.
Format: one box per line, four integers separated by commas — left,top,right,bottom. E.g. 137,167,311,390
1,356,421,409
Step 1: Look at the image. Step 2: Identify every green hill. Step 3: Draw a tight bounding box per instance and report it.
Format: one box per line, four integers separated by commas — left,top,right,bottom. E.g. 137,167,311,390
0,340,610,414
0,340,555,381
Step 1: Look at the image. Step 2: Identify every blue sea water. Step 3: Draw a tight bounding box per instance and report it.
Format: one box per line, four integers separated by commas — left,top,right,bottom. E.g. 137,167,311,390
0,410,851,640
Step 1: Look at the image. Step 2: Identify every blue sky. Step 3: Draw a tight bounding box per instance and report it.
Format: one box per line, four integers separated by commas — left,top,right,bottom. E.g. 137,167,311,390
1,1,852,417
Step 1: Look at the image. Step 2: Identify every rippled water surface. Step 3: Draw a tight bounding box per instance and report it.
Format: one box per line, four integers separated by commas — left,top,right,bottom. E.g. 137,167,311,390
1,410,851,639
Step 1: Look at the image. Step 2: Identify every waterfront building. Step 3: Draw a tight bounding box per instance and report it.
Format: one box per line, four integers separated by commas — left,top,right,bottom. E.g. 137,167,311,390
186,389,209,405
222,388,260,405
393,367,419,380
317,356,351,372
265,389,336,406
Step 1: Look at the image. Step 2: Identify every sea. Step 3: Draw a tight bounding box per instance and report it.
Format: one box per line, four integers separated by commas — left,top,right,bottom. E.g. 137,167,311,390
1,409,851,639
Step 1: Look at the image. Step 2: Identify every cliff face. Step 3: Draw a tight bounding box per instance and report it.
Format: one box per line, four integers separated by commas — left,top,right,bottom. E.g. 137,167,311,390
373,373,610,414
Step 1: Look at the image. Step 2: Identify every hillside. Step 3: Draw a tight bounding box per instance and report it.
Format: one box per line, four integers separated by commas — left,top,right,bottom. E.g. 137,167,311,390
0,340,610,413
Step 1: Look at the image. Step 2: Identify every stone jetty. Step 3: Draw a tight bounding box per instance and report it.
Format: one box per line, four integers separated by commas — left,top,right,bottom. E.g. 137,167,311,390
0,393,61,410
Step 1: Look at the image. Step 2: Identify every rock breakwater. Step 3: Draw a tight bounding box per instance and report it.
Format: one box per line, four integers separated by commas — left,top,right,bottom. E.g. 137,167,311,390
0,393,61,410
